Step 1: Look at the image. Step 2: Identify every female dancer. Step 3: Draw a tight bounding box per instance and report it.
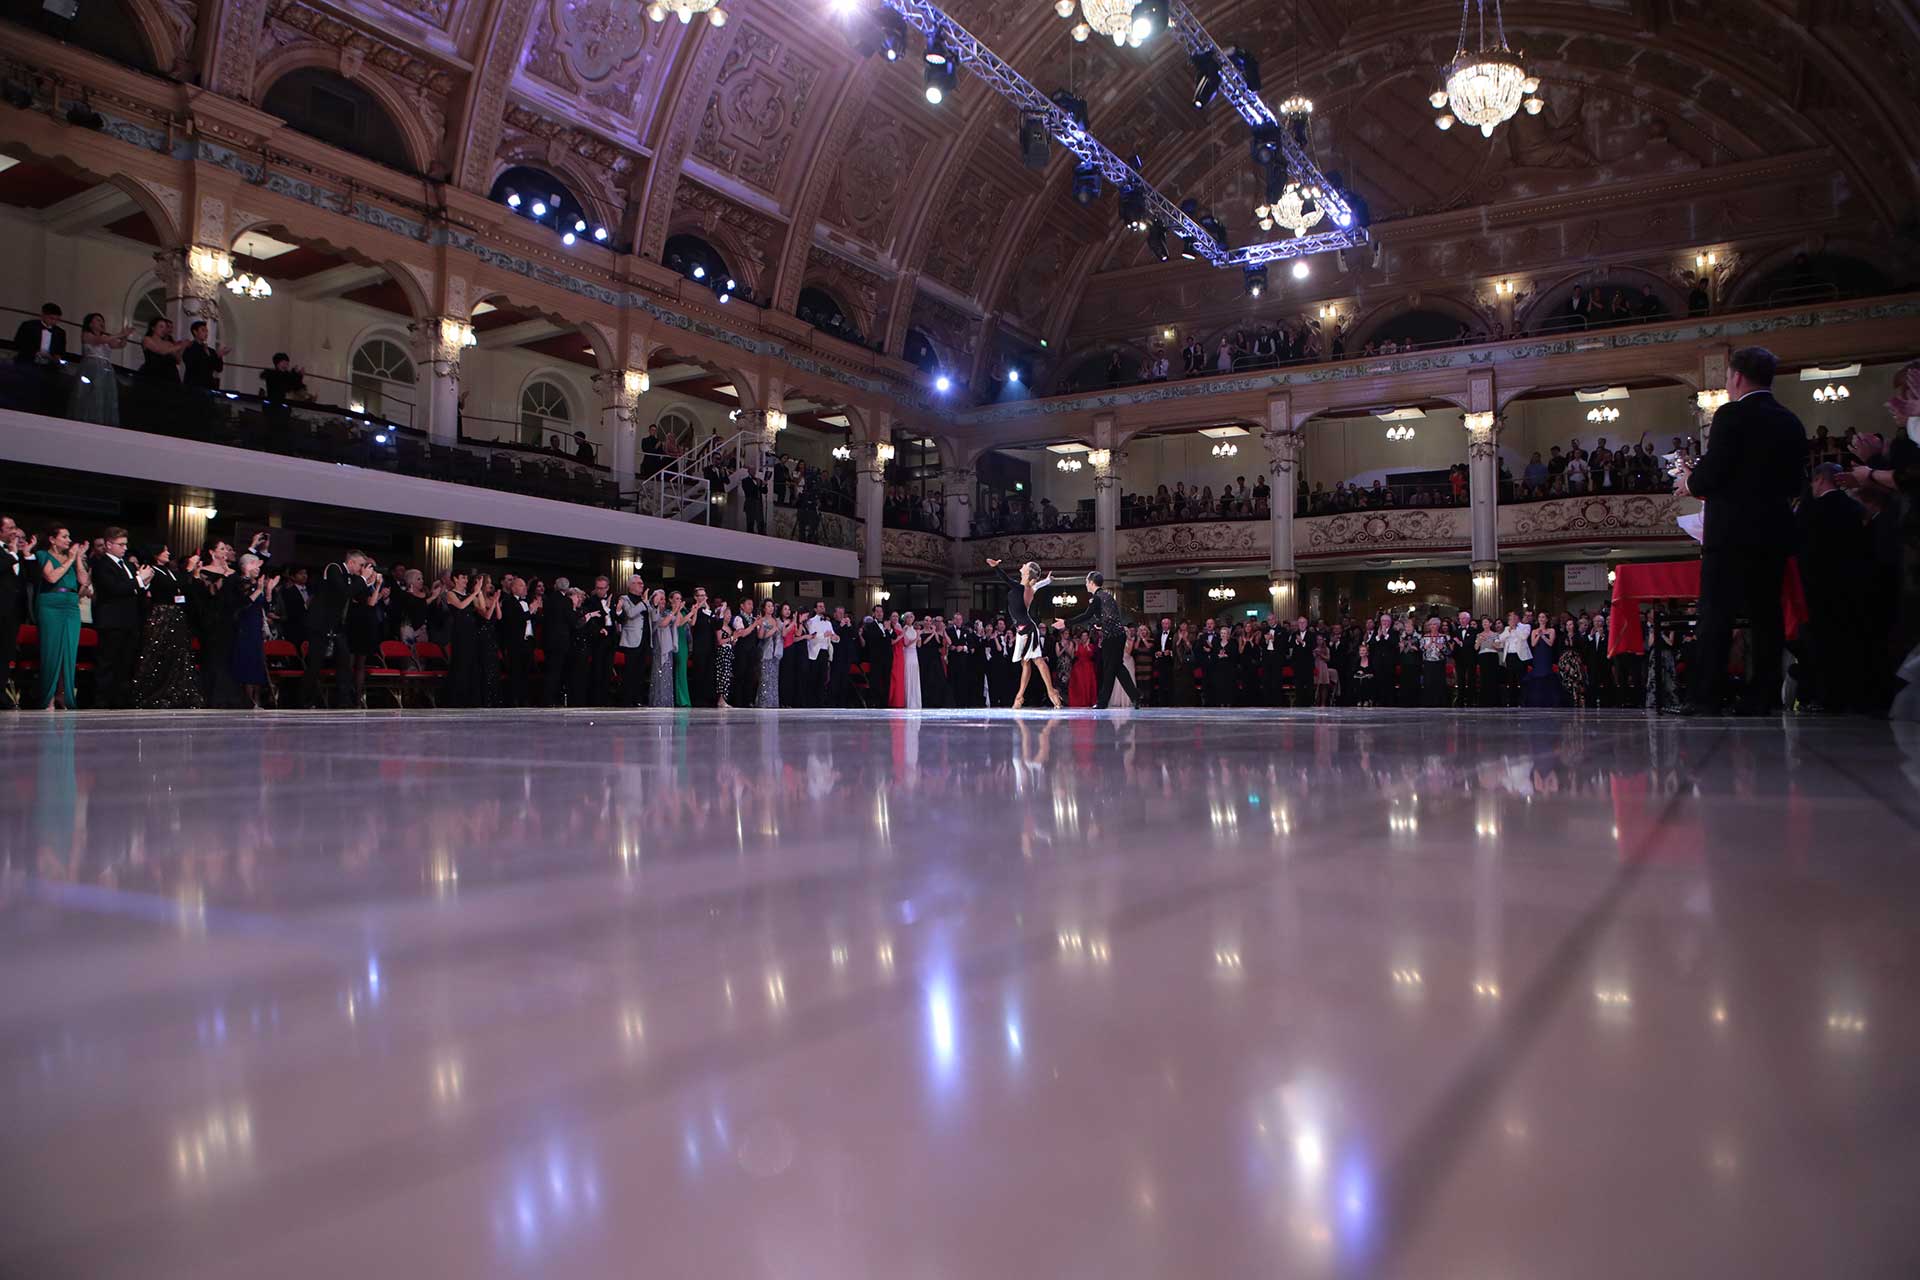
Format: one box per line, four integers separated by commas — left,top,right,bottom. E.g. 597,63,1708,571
985,558,1064,709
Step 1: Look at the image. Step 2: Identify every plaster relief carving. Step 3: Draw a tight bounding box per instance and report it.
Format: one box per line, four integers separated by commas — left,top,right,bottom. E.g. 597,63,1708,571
693,22,822,194
820,114,928,246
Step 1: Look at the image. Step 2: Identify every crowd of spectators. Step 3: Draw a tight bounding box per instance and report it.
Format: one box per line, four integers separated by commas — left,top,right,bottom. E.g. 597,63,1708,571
1501,435,1698,502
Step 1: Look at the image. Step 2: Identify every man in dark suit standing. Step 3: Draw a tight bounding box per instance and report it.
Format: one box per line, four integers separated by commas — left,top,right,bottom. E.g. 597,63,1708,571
13,302,68,415
542,576,578,706
1796,462,1873,711
861,603,891,709
1676,346,1807,714
181,321,228,390
498,576,535,707
304,553,364,709
1151,616,1176,705
89,527,143,709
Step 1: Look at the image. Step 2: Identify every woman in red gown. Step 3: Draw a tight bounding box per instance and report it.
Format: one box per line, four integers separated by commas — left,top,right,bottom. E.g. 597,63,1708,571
1068,629,1098,707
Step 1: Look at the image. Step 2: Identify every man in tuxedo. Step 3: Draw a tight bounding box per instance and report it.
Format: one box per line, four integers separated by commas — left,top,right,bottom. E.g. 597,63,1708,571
582,576,617,704
688,587,719,706
1676,346,1807,714
0,516,30,707
498,576,535,707
1452,610,1476,707
860,603,892,709
275,566,310,651
542,576,578,706
304,553,366,708
13,302,68,415
801,600,836,706
829,606,857,706
1796,463,1872,712
181,321,228,391
1066,572,1139,709
1151,617,1176,704
88,527,143,709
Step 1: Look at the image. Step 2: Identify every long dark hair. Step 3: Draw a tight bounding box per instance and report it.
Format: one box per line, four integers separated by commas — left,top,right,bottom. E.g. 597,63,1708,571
81,312,104,334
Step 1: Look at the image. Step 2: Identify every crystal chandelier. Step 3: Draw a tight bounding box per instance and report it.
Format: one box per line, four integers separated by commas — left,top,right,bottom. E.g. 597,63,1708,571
1585,405,1620,423
1812,384,1851,403
225,272,272,299
1211,441,1238,458
1387,577,1416,594
1255,180,1324,237
1207,585,1237,602
647,0,726,25
1430,0,1541,136
1057,0,1140,47
1386,424,1416,441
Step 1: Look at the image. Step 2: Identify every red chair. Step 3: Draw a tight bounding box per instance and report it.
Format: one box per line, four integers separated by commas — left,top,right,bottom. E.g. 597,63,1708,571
76,626,97,675
300,641,338,706
365,640,413,708
263,639,304,702
6,623,36,707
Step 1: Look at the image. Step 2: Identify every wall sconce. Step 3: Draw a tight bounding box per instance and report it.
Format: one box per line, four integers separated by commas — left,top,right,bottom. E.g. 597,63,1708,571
875,442,897,463
1317,304,1339,322
189,246,233,281
440,318,476,351
766,408,788,434
1695,250,1718,271
1696,389,1729,414
1463,411,1496,434
186,503,218,521
1087,448,1112,469
624,369,649,396
1494,279,1515,296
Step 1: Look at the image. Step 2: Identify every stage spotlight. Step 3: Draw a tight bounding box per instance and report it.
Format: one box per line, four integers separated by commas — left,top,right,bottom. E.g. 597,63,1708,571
717,290,731,304
1243,264,1267,298
573,218,587,232
692,264,706,279
1145,220,1169,262
1228,45,1261,93
1019,115,1050,169
877,8,906,60
924,56,956,104
1249,125,1280,167
530,200,548,217
593,226,609,241
1049,89,1089,128
725,277,737,291
505,191,521,208
1072,162,1102,205
934,373,953,392
924,27,951,65
1291,259,1309,280
1118,185,1149,232
1199,212,1229,251
562,231,576,245
1190,52,1220,110
1007,367,1021,384
1129,0,1167,43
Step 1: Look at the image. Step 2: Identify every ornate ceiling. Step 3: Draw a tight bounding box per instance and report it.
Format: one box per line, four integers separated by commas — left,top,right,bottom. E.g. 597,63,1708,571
46,0,1920,375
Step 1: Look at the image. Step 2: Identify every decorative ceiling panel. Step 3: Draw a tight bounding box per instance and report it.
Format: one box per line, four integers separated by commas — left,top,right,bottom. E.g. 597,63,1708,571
818,110,934,250
921,168,1017,295
523,0,664,119
693,19,828,197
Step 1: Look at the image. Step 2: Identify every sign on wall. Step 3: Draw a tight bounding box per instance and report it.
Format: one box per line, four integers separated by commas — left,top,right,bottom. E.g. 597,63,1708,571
1142,588,1181,614
1564,563,1609,592
797,579,824,598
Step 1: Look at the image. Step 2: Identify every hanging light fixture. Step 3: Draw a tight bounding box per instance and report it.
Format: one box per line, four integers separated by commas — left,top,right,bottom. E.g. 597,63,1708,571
832,443,853,461
1255,181,1324,238
1208,585,1237,602
1585,405,1620,423
1059,0,1140,47
1812,384,1851,403
1386,423,1417,441
225,272,272,300
1211,441,1239,458
646,0,726,25
1387,577,1416,594
1429,0,1540,137
1057,456,1085,473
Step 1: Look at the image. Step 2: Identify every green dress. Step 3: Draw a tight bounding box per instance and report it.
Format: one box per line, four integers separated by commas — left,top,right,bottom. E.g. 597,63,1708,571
34,550,82,709
673,623,691,707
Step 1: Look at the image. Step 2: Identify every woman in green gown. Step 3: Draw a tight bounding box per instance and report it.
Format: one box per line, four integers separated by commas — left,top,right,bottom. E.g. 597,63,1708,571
34,526,90,710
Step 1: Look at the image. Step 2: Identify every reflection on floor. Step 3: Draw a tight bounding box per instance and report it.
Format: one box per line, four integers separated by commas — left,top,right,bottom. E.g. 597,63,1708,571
2,708,1917,1278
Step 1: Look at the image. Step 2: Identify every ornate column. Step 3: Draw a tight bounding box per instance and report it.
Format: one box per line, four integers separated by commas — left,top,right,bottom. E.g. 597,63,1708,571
1262,393,1301,621
160,247,230,346
599,368,649,483
858,437,890,607
1465,368,1501,616
1091,412,1120,584
413,316,472,446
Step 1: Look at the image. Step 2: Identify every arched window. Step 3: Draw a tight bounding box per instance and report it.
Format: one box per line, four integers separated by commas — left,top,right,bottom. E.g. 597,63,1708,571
489,166,603,242
349,337,415,421
902,328,940,373
132,286,168,332
650,408,696,452
663,234,737,298
261,69,416,173
798,286,862,344
519,378,574,447
0,0,157,74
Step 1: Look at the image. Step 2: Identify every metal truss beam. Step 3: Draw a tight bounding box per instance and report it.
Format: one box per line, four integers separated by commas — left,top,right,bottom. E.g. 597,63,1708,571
876,0,1367,269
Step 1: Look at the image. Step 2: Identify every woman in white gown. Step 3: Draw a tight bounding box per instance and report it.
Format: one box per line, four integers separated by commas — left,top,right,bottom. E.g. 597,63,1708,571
891,614,923,710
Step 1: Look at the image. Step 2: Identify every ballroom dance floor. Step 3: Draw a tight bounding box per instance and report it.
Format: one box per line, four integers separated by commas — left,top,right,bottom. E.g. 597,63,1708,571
1,707,1917,1278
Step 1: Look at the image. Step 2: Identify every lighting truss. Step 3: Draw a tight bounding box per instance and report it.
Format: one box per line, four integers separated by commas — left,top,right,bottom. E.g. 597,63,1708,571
875,0,1367,268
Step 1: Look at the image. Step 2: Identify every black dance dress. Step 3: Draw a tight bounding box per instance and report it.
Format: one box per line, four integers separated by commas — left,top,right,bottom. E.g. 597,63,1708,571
918,637,950,708
133,567,204,709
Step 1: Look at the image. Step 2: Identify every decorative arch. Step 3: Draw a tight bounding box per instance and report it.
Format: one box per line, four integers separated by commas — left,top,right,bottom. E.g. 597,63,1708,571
105,175,184,250
662,226,754,296
345,323,420,420
487,161,616,245
1723,243,1901,309
119,0,192,74
1521,266,1687,332
1348,295,1486,350
255,59,435,176
516,367,586,446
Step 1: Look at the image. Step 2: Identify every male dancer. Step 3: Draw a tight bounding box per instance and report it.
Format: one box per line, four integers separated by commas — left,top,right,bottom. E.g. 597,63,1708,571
1065,571,1139,709
986,558,1064,709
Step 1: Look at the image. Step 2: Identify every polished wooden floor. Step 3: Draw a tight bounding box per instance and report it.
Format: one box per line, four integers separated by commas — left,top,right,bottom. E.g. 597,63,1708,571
2,708,1917,1278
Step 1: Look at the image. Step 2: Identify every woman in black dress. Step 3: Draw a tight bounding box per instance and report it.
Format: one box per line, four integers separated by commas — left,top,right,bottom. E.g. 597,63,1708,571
1205,625,1237,707
1171,624,1197,706
443,570,482,706
190,541,241,707
344,563,382,707
919,616,951,708
132,543,205,709
1395,624,1423,707
473,575,502,707
230,552,276,709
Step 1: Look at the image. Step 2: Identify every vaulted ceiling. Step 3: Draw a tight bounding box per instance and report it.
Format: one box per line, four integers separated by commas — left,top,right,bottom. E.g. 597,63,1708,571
40,0,1920,368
